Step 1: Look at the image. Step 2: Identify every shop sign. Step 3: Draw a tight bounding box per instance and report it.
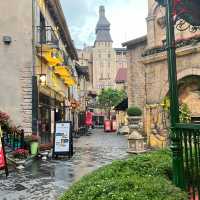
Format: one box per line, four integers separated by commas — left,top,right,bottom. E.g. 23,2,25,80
53,121,73,157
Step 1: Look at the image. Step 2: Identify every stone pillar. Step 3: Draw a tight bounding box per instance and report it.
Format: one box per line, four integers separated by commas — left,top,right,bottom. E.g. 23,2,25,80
146,15,156,48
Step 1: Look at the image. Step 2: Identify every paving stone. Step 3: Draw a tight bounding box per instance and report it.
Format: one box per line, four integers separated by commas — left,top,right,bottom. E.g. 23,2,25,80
0,129,128,200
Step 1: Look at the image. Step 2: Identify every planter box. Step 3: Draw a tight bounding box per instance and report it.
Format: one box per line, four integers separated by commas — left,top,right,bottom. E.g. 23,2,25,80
7,155,37,168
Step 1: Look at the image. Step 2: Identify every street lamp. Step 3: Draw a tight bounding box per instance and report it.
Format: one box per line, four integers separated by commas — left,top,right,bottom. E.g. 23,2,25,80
39,74,47,86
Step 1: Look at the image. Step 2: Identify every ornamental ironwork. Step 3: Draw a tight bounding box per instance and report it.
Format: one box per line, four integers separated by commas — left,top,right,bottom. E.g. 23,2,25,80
176,19,200,32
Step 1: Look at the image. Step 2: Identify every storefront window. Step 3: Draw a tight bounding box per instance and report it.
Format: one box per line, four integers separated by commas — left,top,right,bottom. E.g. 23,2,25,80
38,93,64,144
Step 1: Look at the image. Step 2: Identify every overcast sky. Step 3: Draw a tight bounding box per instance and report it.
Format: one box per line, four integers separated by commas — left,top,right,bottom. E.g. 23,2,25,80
60,0,148,49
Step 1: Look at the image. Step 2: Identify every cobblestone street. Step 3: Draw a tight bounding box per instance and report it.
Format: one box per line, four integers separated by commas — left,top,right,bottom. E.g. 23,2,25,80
0,129,128,200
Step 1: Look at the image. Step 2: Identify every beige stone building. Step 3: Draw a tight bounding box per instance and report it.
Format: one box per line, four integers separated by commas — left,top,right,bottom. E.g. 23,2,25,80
0,0,78,143
123,0,200,148
78,6,128,94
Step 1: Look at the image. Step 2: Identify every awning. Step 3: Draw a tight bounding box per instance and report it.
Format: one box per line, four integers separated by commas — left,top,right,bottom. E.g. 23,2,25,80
115,68,127,83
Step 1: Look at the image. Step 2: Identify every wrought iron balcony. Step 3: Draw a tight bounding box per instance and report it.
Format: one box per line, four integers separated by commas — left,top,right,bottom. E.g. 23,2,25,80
36,26,59,48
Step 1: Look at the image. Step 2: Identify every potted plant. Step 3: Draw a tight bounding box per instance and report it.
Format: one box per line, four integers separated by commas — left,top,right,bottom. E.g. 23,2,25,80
127,106,142,125
126,106,144,153
12,148,29,160
24,135,40,156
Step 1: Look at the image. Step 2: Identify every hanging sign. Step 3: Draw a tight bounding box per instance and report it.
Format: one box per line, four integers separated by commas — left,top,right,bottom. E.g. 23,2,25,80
53,121,73,157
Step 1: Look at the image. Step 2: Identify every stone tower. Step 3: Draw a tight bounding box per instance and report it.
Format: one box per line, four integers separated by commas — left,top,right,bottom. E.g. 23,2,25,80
92,6,116,91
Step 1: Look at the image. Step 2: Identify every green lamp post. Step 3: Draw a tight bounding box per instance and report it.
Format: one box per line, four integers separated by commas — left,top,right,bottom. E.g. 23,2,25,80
156,0,200,191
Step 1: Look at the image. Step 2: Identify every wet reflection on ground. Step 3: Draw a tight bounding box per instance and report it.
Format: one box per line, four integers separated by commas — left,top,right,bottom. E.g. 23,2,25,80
0,129,128,200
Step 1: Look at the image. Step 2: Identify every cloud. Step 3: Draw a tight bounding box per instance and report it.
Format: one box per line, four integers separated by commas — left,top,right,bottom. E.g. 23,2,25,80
60,0,147,48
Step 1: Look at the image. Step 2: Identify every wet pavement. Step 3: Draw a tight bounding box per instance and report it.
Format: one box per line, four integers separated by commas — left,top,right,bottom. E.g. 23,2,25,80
0,129,128,200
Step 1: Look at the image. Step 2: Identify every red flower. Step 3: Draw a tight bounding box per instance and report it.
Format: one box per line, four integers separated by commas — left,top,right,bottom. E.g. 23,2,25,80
12,148,29,159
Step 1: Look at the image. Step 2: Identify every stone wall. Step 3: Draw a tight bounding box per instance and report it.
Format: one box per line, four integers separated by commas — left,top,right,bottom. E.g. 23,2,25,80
127,43,147,109
0,0,33,134
92,42,117,91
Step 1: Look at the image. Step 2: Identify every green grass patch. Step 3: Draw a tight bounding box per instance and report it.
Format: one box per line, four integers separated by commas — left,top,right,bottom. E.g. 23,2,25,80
60,150,187,200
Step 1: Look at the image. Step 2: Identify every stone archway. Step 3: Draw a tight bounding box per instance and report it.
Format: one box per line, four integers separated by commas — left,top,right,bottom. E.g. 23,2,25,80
178,75,200,117
160,67,200,100
146,69,200,148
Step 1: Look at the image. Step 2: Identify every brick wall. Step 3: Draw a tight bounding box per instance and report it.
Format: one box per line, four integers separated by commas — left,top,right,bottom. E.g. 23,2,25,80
0,0,33,135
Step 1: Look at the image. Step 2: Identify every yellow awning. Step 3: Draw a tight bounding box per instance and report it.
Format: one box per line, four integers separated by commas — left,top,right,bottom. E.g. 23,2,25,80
54,66,71,78
39,48,64,66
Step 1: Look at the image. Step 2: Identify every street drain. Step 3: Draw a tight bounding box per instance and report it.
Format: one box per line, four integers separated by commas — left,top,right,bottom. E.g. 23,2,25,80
15,184,27,191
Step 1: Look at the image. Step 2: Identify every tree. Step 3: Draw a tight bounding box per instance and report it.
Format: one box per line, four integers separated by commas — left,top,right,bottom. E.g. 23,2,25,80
97,88,127,119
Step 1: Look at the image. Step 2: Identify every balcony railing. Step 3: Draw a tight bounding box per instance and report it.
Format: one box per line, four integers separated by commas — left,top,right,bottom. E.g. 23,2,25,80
36,26,59,48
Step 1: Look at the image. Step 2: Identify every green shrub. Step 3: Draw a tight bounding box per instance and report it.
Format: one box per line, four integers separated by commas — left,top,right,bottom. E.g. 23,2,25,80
60,150,187,200
127,106,142,116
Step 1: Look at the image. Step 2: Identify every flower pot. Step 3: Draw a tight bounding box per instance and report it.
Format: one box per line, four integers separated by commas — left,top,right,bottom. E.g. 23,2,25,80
127,116,142,125
30,142,38,155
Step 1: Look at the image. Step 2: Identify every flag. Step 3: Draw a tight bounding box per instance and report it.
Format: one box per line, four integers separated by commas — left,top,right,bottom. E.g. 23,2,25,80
156,0,200,26
173,0,200,26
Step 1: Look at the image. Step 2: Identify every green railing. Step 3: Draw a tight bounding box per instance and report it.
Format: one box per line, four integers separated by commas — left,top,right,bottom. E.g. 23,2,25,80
3,129,25,150
175,123,200,200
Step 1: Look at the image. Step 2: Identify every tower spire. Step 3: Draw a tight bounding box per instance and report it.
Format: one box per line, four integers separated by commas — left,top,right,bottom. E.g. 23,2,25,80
95,5,113,43
99,5,105,17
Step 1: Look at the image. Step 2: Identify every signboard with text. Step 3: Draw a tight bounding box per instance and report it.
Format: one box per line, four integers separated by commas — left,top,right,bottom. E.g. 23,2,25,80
53,121,73,158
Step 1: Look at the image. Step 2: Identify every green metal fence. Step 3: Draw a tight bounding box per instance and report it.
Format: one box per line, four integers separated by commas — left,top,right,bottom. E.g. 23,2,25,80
175,123,200,200
155,0,200,198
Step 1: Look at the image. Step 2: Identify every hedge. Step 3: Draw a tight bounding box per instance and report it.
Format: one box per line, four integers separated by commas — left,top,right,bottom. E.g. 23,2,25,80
60,150,187,200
